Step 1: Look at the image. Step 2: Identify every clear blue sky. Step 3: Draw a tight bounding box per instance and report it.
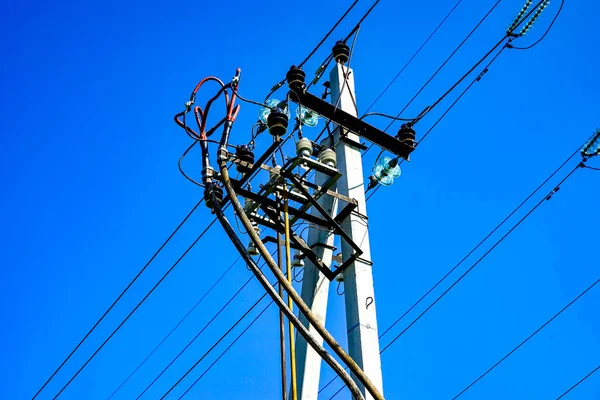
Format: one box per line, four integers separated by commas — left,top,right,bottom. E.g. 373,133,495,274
1,0,599,399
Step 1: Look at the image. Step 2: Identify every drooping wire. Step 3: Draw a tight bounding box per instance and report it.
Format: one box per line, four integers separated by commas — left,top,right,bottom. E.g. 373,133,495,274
512,0,564,50
452,277,600,399
48,218,219,399
106,257,241,399
31,199,205,399
134,255,274,398
556,364,600,399
179,300,275,398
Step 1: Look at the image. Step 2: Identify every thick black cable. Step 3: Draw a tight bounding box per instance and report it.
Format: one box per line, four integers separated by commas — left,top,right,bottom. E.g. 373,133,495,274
512,0,564,50
379,163,583,355
160,289,270,399
453,277,600,398
179,300,275,398
135,255,270,398
31,200,204,399
362,0,464,116
50,218,218,399
107,256,241,399
556,364,600,399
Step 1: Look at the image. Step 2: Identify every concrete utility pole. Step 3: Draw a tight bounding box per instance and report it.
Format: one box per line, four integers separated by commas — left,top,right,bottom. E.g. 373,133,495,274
295,63,384,399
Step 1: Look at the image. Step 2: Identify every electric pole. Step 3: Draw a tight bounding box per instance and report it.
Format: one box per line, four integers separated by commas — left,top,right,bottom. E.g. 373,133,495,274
296,62,384,399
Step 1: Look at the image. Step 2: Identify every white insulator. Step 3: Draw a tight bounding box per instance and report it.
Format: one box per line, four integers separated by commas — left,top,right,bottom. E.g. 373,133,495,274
292,254,304,268
319,148,337,168
247,241,259,257
296,137,313,158
335,272,344,282
269,165,281,183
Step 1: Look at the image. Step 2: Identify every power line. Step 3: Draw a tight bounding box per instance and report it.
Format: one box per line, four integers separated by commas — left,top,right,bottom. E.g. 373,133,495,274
556,364,600,399
453,277,600,399
377,145,581,340
379,162,584,355
325,153,591,399
362,0,465,116
159,290,271,399
135,257,266,398
107,256,241,399
363,0,504,157
31,199,204,399
265,0,360,100
179,301,275,398
49,218,218,399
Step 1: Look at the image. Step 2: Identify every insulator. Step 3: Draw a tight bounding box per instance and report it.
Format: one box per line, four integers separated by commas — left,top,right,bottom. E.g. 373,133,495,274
247,241,259,257
269,165,281,184
296,137,313,158
335,272,344,282
319,148,337,168
296,106,319,127
259,99,289,124
235,145,254,174
332,40,350,64
286,65,306,93
292,254,304,268
372,157,401,186
397,124,416,148
581,129,600,157
267,110,289,137
204,185,223,209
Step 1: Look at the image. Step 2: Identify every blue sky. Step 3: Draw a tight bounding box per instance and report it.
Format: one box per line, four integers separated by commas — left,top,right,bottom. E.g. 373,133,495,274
1,0,599,399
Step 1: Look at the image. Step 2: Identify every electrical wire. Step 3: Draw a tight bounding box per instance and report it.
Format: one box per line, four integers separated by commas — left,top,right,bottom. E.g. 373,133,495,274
48,218,218,399
556,364,600,399
106,256,241,399
453,277,600,399
362,0,464,116
512,0,564,50
160,290,271,399
31,199,204,399
134,256,266,399
265,0,360,101
323,146,589,397
362,0,504,157
378,162,584,356
378,145,582,340
366,43,508,200
179,300,275,398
